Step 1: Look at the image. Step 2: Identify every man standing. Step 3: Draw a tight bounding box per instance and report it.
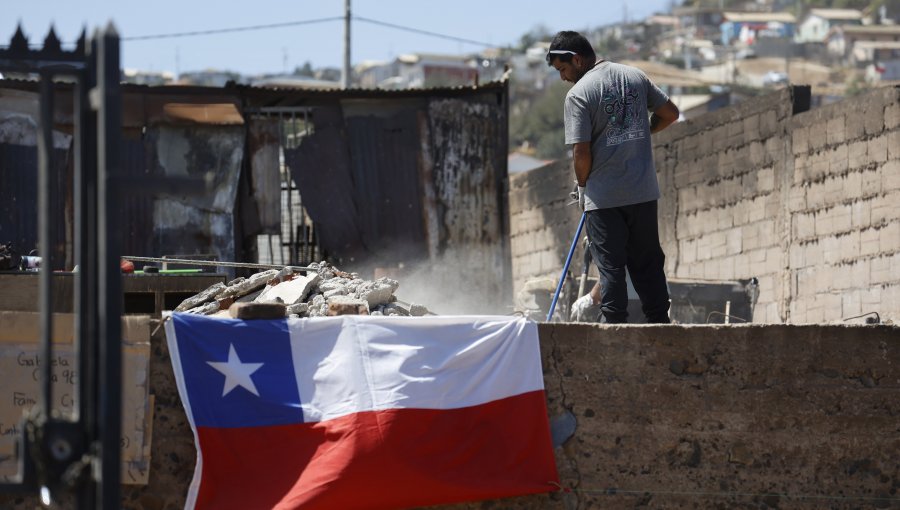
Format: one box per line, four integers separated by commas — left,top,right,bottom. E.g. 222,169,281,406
547,31,679,324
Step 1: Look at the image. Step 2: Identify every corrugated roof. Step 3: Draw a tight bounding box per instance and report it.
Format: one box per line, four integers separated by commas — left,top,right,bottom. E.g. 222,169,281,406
619,60,715,88
723,12,797,23
837,24,900,35
809,8,863,20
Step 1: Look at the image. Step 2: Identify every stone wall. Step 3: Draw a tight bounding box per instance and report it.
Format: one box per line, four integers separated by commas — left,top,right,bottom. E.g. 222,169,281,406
508,85,900,323
4,322,897,509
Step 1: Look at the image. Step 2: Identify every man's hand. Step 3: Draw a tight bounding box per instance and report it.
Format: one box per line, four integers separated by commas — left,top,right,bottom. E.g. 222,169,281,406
650,99,680,134
569,181,586,210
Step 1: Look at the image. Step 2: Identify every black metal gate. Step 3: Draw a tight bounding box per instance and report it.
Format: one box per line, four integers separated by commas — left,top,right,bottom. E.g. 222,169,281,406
246,107,325,266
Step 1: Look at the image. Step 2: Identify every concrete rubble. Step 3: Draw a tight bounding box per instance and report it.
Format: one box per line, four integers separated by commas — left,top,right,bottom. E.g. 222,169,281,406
174,261,431,318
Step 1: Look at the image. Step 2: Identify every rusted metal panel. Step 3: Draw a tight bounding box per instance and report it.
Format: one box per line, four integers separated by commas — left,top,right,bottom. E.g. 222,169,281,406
422,95,510,312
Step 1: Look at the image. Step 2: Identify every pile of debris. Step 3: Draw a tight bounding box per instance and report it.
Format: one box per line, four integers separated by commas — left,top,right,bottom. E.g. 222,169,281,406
174,261,431,318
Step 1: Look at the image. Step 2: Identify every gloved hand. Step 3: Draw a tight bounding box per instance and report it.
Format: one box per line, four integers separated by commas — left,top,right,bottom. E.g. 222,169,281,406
568,181,586,211
569,293,602,322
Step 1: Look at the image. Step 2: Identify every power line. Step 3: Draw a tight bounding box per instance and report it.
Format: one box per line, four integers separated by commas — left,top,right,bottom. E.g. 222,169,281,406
116,15,496,48
354,16,494,48
121,16,345,41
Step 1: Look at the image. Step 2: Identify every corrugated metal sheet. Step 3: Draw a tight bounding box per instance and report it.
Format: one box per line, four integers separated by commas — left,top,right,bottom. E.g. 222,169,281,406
0,142,68,268
120,135,156,259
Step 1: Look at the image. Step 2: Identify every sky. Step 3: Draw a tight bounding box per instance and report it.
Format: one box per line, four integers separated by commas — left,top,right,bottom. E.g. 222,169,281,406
3,0,675,76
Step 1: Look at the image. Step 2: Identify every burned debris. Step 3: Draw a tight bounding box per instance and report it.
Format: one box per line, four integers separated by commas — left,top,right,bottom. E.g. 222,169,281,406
175,261,430,318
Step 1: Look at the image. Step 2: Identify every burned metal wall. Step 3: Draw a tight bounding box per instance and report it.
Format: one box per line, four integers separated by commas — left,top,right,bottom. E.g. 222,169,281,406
0,98,70,268
0,80,511,308
283,87,510,313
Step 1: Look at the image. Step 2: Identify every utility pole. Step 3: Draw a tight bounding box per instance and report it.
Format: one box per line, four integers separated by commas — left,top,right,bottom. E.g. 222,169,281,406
343,0,351,89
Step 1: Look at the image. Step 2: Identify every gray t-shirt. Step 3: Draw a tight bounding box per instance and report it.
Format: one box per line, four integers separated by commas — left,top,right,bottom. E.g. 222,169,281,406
564,61,669,210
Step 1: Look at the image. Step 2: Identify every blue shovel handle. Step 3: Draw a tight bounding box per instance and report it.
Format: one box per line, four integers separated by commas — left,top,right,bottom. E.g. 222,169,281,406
547,212,586,322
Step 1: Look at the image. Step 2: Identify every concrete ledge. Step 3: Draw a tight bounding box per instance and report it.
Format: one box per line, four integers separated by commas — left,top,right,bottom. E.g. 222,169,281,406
2,322,898,509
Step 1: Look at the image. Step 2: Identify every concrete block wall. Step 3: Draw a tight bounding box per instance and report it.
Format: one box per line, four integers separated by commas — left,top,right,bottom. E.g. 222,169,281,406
506,85,899,323
654,88,796,323
788,86,900,323
508,160,583,296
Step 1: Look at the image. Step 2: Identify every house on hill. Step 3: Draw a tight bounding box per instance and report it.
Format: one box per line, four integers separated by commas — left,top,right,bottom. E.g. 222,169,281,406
796,8,863,43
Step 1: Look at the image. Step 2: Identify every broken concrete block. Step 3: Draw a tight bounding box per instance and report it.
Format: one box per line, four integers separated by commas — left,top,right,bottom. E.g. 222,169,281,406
318,277,350,293
229,302,287,320
323,288,348,299
307,294,328,317
355,277,399,307
409,303,429,317
185,301,220,315
308,261,335,281
326,296,370,316
255,274,321,305
382,303,408,317
286,302,309,316
175,282,226,312
215,269,279,301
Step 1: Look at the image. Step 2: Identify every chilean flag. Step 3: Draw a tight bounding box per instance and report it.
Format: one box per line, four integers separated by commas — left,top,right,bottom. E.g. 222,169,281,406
165,313,559,510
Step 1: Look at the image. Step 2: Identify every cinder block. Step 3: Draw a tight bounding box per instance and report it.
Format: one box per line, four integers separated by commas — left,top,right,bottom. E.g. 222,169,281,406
809,151,830,181
867,135,888,165
826,114,846,146
757,166,776,193
792,126,809,155
850,258,871,288
841,290,862,318
718,256,735,278
861,169,883,197
793,153,809,183
793,212,815,240
886,102,900,130
864,101,885,135
760,110,779,139
882,160,900,192
851,199,872,230
888,130,900,161
860,227,881,257
871,195,898,224
845,108,866,140
828,144,848,175
808,121,827,151
880,221,900,253
726,228,742,255
734,252,751,276
743,114,760,145
848,140,868,169
843,171,863,200
788,186,806,212
840,230,860,260
832,204,853,233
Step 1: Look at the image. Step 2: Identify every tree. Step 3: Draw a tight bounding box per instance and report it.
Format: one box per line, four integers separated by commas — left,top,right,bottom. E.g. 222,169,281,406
509,80,572,159
517,25,552,52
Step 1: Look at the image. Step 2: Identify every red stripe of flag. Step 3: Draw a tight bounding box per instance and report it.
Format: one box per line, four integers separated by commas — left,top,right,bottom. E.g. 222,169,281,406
193,390,558,510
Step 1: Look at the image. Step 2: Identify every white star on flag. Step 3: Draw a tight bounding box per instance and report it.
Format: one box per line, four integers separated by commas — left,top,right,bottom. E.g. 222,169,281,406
207,344,264,397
